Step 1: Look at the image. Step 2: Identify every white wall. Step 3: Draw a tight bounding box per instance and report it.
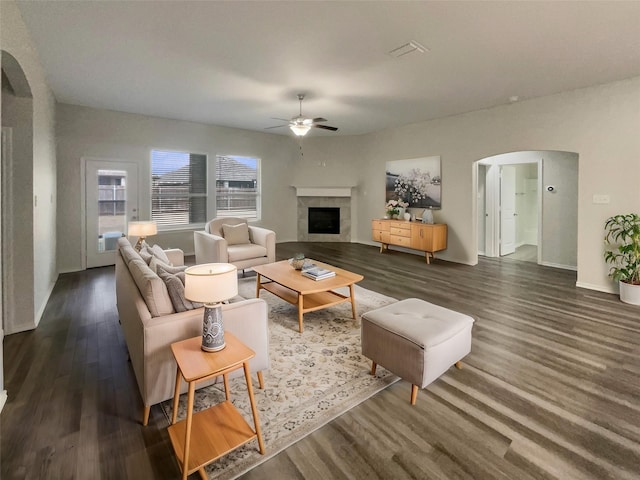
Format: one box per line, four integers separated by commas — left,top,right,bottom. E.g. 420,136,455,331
299,76,640,293
56,104,302,272
1,0,58,331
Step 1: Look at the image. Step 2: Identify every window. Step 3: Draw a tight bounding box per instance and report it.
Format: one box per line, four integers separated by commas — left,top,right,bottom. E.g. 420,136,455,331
215,155,260,220
151,150,207,229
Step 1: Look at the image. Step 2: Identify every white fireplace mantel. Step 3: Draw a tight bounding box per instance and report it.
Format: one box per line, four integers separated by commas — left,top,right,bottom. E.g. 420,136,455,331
293,185,355,197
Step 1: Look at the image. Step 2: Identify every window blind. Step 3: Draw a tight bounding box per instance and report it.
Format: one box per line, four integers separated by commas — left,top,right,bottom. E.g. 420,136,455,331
151,150,207,228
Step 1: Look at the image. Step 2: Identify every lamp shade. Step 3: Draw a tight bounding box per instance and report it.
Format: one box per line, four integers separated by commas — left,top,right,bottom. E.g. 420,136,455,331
184,263,238,304
127,221,157,237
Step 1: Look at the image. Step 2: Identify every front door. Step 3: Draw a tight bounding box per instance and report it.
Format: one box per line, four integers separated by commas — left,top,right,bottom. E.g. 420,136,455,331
85,160,139,268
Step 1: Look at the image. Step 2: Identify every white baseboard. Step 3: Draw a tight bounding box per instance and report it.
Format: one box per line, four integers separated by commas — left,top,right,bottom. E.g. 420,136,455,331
575,281,617,294
0,390,7,413
34,277,58,328
541,261,577,272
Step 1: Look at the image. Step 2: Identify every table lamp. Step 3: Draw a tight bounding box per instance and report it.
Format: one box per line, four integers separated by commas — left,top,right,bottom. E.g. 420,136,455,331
127,221,158,251
184,263,238,352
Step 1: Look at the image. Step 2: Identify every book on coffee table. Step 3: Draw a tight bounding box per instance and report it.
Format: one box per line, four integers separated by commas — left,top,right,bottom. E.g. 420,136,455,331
301,266,336,281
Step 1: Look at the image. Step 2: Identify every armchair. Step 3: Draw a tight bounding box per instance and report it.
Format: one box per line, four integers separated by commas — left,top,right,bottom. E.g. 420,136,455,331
194,217,276,272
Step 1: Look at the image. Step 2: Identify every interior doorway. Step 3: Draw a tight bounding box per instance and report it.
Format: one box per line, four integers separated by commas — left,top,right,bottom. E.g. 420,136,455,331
475,151,579,271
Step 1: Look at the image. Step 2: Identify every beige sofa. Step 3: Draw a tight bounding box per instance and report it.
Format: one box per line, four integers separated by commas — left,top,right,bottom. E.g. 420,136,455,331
194,217,276,271
115,237,269,425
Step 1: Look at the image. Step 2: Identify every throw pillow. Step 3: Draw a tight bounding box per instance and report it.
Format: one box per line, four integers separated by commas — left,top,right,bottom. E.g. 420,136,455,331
157,266,203,312
140,243,173,266
138,248,153,265
149,256,186,275
222,223,250,245
151,244,171,265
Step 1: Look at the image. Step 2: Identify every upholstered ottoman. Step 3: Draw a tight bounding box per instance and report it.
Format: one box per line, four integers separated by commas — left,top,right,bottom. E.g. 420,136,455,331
361,298,474,405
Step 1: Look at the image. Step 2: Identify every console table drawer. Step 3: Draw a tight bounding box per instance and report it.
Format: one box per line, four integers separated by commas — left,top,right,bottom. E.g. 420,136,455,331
373,230,390,243
389,234,411,247
371,220,390,231
390,226,411,237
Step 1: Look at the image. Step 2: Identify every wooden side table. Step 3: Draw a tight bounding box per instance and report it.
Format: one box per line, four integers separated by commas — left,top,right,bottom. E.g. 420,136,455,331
168,333,265,480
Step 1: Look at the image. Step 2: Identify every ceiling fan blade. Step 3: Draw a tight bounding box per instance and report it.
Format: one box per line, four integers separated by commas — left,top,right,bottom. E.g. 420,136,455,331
264,124,288,130
271,117,292,122
312,117,328,123
313,124,338,131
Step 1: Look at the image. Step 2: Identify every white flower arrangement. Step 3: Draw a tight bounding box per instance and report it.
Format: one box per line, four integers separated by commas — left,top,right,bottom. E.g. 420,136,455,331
385,199,409,217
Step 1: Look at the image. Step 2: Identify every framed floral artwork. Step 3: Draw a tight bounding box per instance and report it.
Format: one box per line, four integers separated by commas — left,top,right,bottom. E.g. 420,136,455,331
385,156,441,209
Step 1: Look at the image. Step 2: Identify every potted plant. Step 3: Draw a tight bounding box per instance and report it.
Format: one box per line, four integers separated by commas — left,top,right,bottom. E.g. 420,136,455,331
604,213,640,305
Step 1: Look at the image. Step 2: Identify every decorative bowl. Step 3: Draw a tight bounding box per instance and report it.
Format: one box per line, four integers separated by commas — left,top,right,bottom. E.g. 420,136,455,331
290,255,306,270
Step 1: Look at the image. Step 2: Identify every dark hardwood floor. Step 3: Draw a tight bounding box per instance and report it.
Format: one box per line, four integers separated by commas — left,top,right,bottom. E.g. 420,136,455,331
2,242,639,479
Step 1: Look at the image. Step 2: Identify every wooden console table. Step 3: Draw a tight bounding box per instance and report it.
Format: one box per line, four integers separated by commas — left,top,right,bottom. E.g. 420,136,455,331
372,219,447,264
168,333,264,480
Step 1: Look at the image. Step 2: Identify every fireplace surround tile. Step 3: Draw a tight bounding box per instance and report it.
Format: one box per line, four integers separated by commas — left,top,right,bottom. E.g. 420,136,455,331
297,197,351,242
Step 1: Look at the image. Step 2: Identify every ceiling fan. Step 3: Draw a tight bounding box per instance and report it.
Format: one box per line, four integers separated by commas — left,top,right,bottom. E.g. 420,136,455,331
266,94,338,137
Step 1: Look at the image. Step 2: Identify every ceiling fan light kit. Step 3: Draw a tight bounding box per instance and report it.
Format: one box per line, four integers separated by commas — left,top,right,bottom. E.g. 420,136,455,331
266,93,338,137
290,124,311,136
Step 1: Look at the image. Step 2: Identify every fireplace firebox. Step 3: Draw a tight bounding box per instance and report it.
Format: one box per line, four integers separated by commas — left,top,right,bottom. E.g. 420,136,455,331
308,207,340,234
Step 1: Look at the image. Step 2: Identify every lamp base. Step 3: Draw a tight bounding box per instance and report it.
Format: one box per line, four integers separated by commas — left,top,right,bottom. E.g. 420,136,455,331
134,236,146,251
202,304,226,352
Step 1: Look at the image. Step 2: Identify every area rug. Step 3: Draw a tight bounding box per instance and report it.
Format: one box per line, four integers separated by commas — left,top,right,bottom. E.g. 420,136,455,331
161,278,398,479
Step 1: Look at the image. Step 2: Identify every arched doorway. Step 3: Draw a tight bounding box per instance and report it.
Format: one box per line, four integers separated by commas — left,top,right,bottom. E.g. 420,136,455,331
475,150,579,270
1,49,34,409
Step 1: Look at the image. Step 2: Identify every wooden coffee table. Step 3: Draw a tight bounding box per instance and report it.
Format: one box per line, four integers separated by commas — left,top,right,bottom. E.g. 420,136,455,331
253,259,364,333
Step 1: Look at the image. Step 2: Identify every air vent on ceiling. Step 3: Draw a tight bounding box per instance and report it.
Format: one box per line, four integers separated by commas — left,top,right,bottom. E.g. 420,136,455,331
388,40,429,58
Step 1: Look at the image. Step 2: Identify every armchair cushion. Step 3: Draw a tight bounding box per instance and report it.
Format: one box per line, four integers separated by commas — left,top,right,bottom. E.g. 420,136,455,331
227,243,268,263
222,222,250,245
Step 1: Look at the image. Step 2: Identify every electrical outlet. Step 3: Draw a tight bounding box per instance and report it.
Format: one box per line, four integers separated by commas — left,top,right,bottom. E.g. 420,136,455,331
593,194,610,204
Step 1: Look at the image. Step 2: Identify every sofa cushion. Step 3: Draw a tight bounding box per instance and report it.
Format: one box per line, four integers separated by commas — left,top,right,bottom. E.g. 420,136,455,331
128,258,175,317
222,223,250,245
120,244,143,265
157,266,203,313
227,243,267,262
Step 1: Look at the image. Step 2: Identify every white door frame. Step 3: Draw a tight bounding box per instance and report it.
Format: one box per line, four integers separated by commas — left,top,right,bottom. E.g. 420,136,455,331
499,165,517,256
0,127,9,411
475,155,542,261
82,158,139,269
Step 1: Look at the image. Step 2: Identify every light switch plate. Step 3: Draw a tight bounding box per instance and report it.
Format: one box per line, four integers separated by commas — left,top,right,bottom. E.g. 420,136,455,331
593,194,610,204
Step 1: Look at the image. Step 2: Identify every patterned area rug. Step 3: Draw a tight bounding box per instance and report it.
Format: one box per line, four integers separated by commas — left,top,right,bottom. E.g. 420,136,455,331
161,278,398,479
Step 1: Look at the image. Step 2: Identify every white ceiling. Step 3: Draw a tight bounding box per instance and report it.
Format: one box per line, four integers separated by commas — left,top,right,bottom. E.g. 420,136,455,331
14,1,640,136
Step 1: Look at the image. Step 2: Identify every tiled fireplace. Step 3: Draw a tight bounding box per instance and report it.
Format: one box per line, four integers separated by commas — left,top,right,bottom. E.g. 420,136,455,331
295,187,353,242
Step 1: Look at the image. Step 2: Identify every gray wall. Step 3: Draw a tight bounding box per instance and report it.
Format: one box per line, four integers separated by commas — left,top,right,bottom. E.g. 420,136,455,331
56,77,640,293
56,104,302,272
541,152,578,269
299,76,640,293
1,0,58,333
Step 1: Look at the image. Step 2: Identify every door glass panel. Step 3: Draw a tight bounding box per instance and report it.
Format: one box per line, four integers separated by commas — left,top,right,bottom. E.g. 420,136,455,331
97,169,127,252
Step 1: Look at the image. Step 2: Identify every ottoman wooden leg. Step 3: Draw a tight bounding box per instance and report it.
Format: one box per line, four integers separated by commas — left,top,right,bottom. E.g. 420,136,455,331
370,361,377,376
455,361,463,369
411,385,419,405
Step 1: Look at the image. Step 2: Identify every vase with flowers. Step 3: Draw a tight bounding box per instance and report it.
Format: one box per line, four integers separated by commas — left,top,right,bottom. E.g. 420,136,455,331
385,199,409,219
